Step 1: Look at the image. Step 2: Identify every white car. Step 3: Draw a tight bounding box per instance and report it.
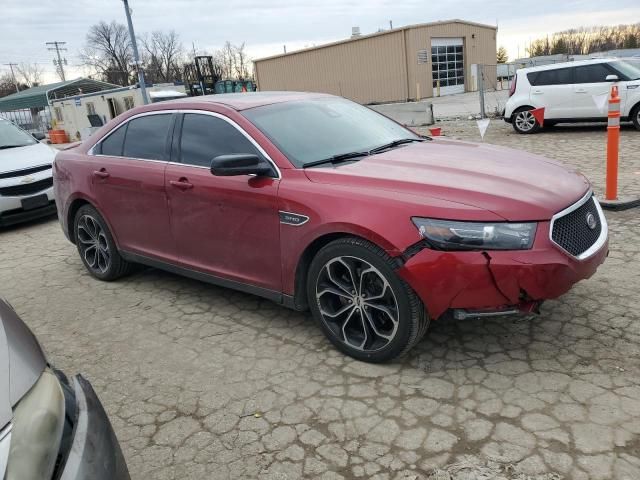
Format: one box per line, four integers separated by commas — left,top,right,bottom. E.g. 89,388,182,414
504,58,640,133
0,119,57,227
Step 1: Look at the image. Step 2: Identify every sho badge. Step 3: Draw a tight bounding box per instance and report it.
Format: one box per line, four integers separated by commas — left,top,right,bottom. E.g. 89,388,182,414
586,212,597,230
279,211,309,226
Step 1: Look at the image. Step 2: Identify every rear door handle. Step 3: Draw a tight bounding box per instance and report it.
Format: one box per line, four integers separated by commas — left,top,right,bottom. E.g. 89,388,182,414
532,90,543,95
575,88,588,93
93,169,110,179
170,178,194,190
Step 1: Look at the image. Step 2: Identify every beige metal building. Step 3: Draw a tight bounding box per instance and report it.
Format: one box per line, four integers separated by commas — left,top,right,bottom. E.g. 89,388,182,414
254,19,497,104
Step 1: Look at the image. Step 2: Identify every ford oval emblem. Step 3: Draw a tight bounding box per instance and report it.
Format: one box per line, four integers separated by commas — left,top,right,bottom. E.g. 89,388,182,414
586,212,597,230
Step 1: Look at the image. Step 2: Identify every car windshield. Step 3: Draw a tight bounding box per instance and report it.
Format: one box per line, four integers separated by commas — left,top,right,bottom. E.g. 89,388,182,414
611,60,640,80
0,120,37,150
242,97,420,167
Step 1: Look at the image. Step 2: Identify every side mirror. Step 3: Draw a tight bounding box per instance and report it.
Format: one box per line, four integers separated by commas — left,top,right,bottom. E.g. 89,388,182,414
32,132,46,141
605,74,619,82
210,154,273,177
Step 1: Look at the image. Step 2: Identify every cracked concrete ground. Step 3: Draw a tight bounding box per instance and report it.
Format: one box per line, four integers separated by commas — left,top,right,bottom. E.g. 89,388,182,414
1,122,639,479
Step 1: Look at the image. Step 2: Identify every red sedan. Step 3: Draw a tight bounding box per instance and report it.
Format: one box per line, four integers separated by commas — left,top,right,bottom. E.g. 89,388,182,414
53,92,608,363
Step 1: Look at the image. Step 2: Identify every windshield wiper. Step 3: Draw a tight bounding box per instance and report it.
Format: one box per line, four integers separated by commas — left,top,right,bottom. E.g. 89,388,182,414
368,138,425,155
303,151,369,168
0,144,29,150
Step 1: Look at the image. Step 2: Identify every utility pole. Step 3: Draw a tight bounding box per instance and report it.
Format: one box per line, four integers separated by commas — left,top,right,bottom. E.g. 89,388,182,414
121,0,149,104
46,41,67,81
389,20,393,30
3,63,19,92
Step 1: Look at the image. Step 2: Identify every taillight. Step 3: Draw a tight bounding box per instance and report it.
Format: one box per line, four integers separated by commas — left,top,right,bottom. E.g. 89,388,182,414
509,74,517,97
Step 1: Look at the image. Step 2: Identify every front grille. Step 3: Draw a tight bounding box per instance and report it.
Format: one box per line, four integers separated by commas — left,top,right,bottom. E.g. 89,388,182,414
0,177,53,197
0,164,51,179
551,195,602,257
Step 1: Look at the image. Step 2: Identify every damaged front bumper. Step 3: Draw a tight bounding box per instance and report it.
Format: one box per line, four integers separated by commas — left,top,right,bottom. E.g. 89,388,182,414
397,221,609,320
57,374,130,480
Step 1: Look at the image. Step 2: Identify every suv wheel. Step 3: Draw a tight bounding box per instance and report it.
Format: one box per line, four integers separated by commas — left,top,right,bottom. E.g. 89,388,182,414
307,237,429,363
513,107,541,134
632,104,640,131
74,205,131,281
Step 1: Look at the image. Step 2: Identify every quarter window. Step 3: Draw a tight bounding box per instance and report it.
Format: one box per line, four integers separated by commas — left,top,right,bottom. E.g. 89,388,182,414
574,64,612,84
100,124,127,156
122,114,172,160
527,68,573,86
179,113,260,167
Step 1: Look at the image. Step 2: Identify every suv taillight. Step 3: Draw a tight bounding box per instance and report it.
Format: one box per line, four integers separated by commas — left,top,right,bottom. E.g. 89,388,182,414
509,74,517,97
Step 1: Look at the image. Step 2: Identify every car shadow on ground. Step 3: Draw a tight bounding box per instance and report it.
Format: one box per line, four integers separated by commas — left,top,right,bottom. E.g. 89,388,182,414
0,214,58,234
111,262,619,377
538,123,637,134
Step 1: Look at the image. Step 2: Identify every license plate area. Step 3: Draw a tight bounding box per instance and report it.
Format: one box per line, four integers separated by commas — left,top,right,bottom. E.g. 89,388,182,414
21,194,49,211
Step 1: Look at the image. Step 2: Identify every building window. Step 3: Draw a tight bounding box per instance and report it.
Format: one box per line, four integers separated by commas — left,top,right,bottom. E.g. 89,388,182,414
86,102,96,115
123,96,135,110
54,107,63,122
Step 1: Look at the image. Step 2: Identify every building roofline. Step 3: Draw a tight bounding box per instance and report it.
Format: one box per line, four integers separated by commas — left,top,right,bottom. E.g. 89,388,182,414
254,19,497,63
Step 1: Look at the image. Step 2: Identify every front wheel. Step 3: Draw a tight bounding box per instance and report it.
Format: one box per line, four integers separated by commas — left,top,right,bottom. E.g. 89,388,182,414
631,104,640,131
512,107,541,134
307,237,429,363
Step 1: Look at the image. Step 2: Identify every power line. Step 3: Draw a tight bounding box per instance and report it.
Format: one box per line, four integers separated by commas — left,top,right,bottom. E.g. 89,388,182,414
46,41,67,81
2,63,19,92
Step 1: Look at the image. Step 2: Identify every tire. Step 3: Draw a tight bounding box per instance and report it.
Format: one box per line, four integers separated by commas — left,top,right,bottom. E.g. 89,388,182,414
307,237,429,363
512,107,541,134
73,204,131,281
631,104,640,131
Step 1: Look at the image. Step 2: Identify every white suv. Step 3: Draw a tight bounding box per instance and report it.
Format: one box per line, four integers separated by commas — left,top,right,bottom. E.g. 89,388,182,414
0,119,57,227
504,58,640,133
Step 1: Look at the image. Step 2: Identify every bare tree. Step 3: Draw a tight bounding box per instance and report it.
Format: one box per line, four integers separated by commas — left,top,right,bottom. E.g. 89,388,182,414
527,23,640,57
0,73,20,97
80,21,134,86
234,42,249,79
222,41,236,80
15,63,44,88
141,30,184,83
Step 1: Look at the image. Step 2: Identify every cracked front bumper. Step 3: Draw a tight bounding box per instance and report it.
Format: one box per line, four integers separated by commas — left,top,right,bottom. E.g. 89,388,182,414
58,375,130,480
397,221,609,319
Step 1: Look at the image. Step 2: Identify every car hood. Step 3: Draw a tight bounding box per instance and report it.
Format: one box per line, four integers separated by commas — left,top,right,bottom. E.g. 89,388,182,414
0,142,56,174
0,300,47,427
304,139,590,221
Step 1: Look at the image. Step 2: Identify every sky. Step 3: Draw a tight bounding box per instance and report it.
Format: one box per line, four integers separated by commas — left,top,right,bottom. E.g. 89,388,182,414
1,0,639,84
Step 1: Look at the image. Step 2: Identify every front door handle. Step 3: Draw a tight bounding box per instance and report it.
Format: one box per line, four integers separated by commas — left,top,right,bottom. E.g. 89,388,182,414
93,169,110,179
170,178,194,190
532,90,543,95
575,88,587,93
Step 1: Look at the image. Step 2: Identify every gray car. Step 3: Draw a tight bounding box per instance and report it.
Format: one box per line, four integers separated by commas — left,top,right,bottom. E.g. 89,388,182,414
0,299,129,479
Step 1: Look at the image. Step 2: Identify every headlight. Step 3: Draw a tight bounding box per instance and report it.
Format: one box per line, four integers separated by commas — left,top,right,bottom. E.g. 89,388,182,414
5,369,65,480
412,218,537,250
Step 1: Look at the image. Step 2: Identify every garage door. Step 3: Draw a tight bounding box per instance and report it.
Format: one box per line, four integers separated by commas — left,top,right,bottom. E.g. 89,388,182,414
431,38,464,96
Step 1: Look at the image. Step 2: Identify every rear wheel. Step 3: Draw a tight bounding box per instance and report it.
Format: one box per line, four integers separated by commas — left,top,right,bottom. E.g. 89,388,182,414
74,205,131,281
513,107,541,134
307,237,429,363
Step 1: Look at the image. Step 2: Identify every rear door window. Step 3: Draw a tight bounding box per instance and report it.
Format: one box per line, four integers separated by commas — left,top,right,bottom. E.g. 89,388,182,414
527,68,573,86
122,114,173,160
574,64,613,84
99,124,127,156
179,113,261,167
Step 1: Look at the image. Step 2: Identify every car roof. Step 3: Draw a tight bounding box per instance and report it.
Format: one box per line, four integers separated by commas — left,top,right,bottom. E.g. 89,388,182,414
519,57,619,73
161,91,334,111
